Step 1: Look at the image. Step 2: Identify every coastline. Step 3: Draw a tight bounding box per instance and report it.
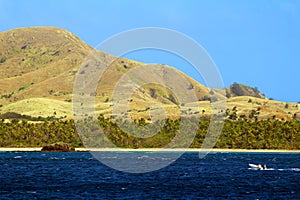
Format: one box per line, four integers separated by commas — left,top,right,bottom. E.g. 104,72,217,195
0,147,299,153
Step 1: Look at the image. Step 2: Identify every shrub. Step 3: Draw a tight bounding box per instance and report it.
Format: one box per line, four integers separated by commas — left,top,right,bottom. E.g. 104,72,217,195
18,86,26,91
0,57,7,63
150,88,157,98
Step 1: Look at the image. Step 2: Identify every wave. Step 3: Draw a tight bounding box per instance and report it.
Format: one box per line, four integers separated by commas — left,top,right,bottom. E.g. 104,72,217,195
277,168,300,172
137,155,149,159
49,157,59,160
248,167,300,172
13,156,22,159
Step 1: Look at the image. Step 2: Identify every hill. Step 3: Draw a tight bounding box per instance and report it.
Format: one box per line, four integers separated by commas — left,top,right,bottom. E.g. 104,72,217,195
226,83,265,98
0,26,209,119
0,27,299,120
0,27,92,106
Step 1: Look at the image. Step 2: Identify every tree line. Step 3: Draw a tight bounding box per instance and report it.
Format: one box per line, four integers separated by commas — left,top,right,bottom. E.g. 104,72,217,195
0,115,299,149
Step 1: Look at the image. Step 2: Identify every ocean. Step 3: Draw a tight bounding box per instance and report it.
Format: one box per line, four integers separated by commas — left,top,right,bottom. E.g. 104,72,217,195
0,151,299,199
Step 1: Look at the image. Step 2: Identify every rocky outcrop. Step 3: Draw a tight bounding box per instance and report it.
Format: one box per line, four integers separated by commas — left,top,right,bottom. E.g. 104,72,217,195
41,143,75,152
226,83,265,99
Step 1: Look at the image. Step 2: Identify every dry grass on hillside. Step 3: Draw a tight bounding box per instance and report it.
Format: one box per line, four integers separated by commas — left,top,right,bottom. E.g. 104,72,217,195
0,27,298,121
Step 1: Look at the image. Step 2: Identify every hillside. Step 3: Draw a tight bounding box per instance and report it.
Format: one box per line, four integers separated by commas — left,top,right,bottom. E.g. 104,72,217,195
0,27,299,120
0,27,210,119
0,27,92,103
226,83,265,98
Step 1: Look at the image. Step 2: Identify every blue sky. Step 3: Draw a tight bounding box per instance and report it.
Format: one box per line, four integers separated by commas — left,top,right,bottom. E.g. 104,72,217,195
1,0,300,102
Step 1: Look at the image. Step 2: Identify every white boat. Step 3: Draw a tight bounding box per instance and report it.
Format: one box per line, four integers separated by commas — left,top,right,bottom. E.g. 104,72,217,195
249,163,259,168
249,163,267,170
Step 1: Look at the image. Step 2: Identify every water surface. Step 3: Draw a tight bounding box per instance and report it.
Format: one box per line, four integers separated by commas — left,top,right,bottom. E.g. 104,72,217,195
0,152,299,199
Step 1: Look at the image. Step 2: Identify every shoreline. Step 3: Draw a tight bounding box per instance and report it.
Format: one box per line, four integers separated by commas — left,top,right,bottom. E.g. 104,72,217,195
0,147,299,153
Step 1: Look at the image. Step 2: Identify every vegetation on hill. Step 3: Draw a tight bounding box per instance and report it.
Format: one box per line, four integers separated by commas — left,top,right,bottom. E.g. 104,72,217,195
0,115,299,150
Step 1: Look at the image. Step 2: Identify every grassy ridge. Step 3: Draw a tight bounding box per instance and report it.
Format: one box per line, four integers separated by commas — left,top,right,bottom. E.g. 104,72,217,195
1,96,299,121
0,98,72,118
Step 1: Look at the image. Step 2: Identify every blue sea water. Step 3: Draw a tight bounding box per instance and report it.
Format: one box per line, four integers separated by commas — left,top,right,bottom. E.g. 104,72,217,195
0,152,299,199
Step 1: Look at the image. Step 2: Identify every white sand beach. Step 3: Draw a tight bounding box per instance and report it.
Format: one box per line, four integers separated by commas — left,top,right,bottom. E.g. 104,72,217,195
0,147,42,152
0,147,299,153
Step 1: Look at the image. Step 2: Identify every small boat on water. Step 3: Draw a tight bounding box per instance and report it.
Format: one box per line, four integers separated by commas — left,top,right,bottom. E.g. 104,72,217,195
249,163,267,170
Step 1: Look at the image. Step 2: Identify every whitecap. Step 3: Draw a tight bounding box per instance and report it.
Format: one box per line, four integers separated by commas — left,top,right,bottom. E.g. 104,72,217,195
26,191,37,194
137,155,149,159
248,168,258,170
265,168,275,171
102,156,118,159
160,157,172,161
14,156,22,159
